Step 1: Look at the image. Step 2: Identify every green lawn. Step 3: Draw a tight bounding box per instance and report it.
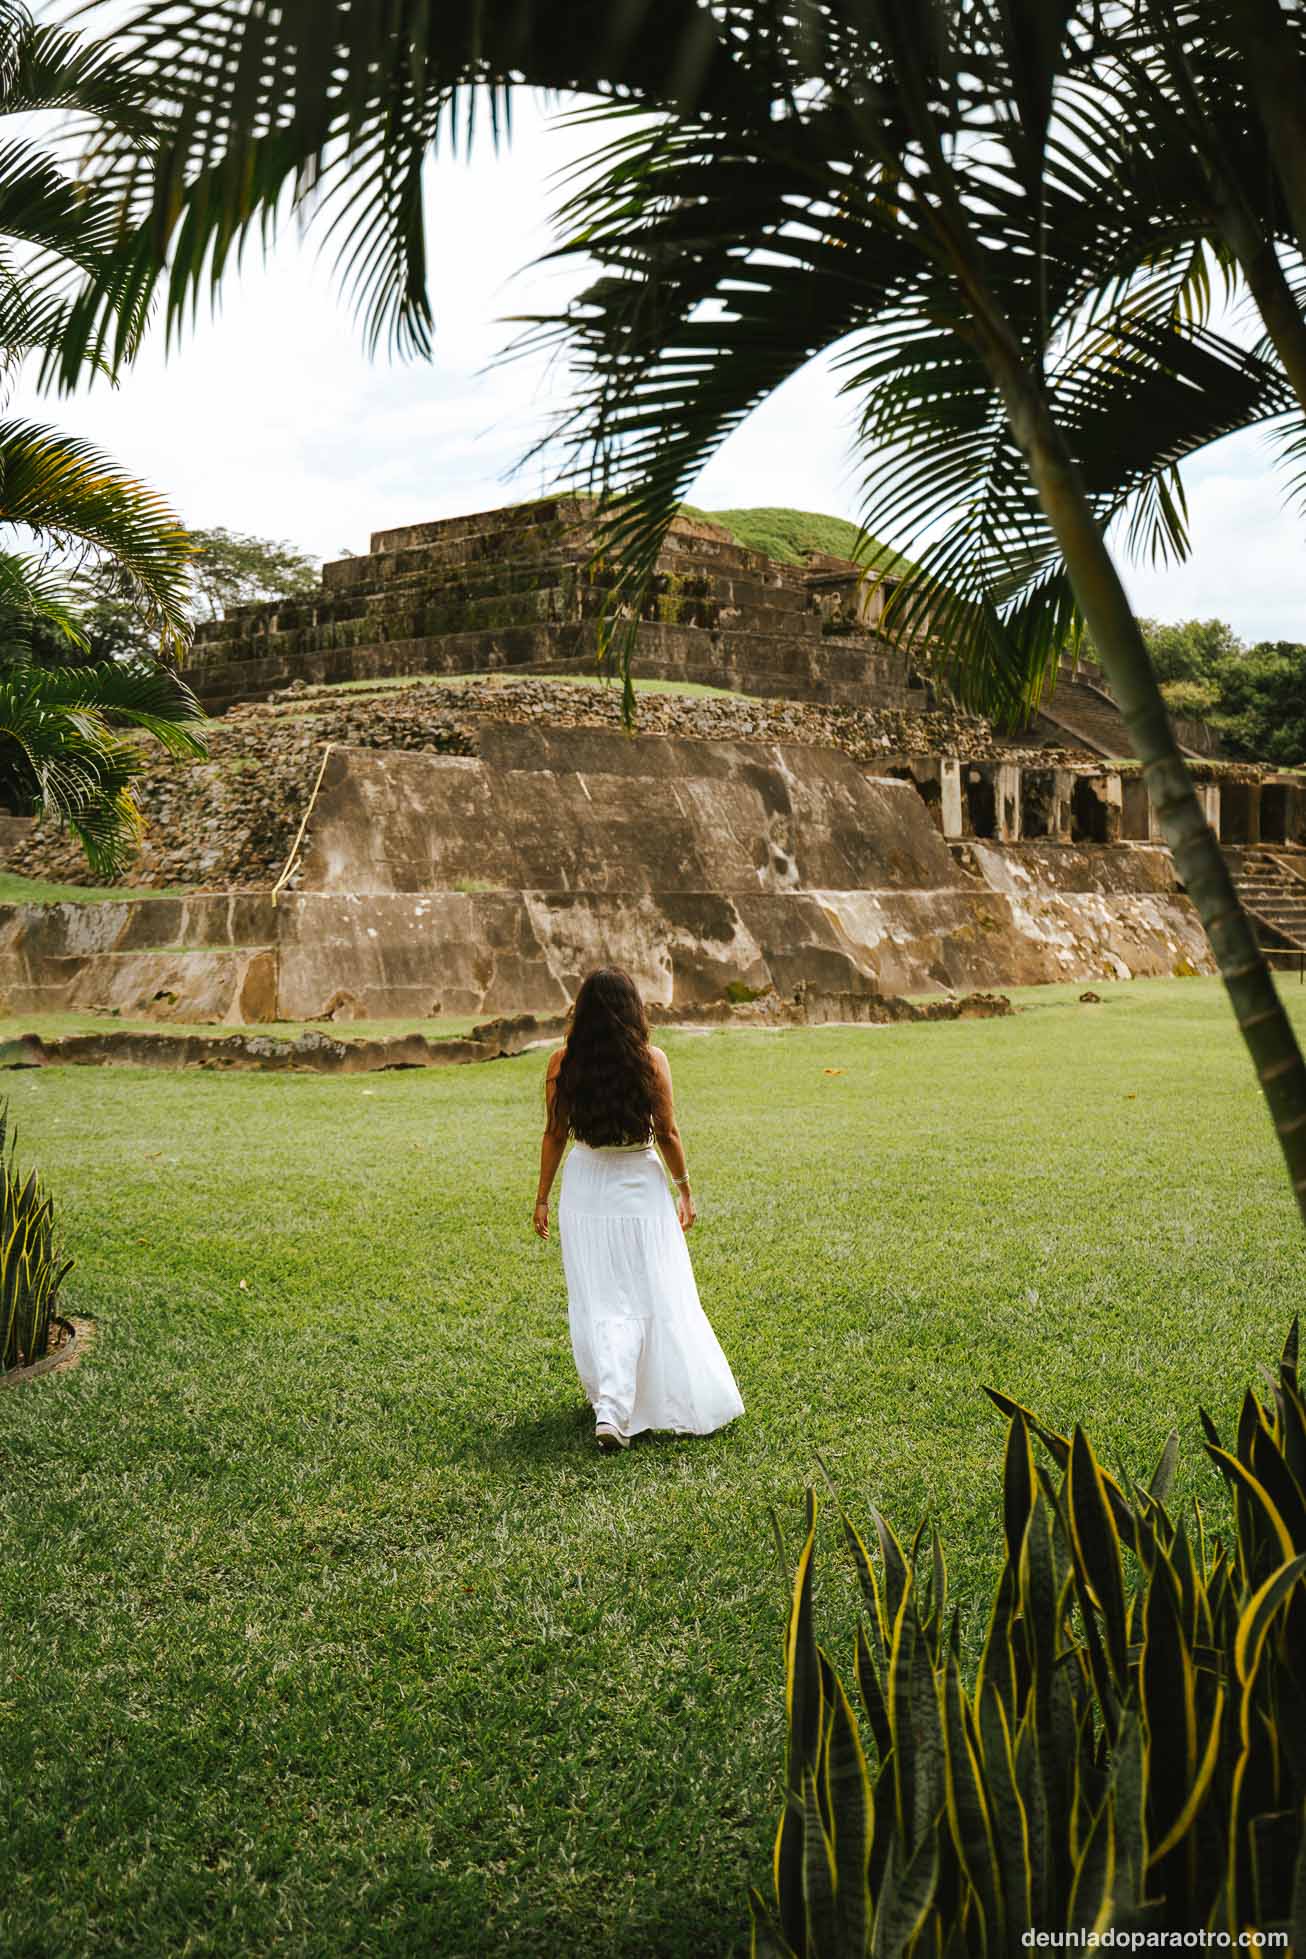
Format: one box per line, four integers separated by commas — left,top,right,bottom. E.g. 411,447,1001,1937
0,872,196,907
2,977,1304,1956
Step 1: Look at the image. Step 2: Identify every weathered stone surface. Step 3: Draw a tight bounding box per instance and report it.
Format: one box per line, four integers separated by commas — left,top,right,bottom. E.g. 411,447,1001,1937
187,498,925,715
0,894,279,1019
0,722,1216,1022
1,676,1013,895
298,733,962,899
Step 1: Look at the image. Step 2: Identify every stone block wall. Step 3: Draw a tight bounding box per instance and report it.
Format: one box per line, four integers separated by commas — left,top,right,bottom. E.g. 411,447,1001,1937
188,498,920,715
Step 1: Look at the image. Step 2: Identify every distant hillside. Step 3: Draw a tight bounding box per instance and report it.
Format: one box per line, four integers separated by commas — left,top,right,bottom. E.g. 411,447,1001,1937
682,504,916,575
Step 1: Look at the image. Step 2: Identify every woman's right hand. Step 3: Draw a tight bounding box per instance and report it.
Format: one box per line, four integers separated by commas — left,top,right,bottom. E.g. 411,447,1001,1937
677,1187,696,1231
533,1200,550,1240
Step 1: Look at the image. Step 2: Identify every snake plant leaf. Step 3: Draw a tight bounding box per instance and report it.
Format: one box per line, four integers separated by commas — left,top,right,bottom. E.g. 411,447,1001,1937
1276,1367,1306,1501
1068,1428,1131,1692
1018,1491,1062,1710
786,1490,823,1787
977,1681,1032,1931
1140,1549,1197,1857
1147,1682,1226,1869
975,1562,1019,1721
1238,1388,1273,1472
1206,1446,1297,1581
801,1769,839,1959
826,1669,873,1957
778,1491,821,1954
1108,1711,1148,1898
749,1887,798,1959
1013,1691,1052,1924
870,1507,911,1637
1199,1406,1224,1453
1234,1555,1306,1687
842,1512,890,1662
869,1752,895,1904
939,1657,1003,1950
1248,1422,1306,1553
909,1608,945,1857
1003,1413,1038,1569
775,1794,806,1958
1284,1317,1300,1380
887,1579,919,1852
988,1386,1139,1551
1149,1431,1181,1506
856,1619,892,1765
1066,1789,1117,1934
870,1826,940,1959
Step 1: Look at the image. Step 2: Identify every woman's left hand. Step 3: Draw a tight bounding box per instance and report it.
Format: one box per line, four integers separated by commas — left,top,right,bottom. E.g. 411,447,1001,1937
533,1200,550,1240
677,1188,696,1231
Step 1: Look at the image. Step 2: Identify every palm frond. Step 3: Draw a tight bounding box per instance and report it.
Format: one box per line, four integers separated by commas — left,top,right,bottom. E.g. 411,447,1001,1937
0,656,205,875
65,0,754,369
0,420,193,647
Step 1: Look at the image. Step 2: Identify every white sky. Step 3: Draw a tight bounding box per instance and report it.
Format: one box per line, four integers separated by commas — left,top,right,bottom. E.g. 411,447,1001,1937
13,92,1306,642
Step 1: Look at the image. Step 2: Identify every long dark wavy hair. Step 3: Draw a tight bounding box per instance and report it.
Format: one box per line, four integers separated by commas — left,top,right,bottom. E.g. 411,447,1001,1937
550,968,667,1147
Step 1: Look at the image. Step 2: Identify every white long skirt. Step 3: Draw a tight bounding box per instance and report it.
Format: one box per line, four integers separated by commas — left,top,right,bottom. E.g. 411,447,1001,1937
558,1142,744,1441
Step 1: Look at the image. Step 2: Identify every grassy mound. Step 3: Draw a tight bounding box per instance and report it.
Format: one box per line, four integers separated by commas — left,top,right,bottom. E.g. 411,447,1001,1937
683,504,916,573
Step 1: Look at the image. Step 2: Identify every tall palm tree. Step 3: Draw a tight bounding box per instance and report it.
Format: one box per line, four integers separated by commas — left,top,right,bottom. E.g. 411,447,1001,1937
75,0,1306,1216
0,1,203,874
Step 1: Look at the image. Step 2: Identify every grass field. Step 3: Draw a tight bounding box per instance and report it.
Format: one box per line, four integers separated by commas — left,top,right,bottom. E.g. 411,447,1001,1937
0,873,197,907
2,977,1304,1956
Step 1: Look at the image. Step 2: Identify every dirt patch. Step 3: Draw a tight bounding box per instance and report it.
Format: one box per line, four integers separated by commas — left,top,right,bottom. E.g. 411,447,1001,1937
0,1315,94,1386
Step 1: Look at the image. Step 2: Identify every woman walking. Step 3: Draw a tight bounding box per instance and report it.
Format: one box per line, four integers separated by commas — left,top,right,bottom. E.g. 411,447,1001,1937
533,968,744,1452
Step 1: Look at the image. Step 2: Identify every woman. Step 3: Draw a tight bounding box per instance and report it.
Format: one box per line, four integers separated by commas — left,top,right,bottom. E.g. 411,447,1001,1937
533,968,744,1452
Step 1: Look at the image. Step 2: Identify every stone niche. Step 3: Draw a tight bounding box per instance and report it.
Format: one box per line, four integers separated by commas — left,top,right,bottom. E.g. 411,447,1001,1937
1220,775,1306,848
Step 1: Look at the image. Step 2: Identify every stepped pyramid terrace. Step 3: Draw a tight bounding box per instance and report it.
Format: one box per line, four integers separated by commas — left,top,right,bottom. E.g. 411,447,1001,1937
2,500,1304,1025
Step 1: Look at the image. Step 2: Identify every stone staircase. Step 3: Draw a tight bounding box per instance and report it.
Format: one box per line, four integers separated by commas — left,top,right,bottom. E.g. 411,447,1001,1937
1033,666,1213,762
1035,672,1133,757
1230,848,1306,952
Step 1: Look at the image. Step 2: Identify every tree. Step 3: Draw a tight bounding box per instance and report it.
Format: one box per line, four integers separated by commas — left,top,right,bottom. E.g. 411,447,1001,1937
187,526,319,623
71,0,1306,1217
1211,641,1306,766
1134,618,1245,686
0,1,203,869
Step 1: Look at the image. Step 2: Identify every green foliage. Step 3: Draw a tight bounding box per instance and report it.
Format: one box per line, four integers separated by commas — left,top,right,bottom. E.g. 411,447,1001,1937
1135,618,1246,688
0,1097,72,1373
187,526,320,623
680,507,917,576
1211,643,1306,769
0,659,207,876
1159,677,1220,719
755,1328,1306,1952
1119,620,1306,766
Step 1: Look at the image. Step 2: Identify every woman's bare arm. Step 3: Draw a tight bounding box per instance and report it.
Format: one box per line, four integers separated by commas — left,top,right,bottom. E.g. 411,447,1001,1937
650,1046,695,1230
533,1048,566,1239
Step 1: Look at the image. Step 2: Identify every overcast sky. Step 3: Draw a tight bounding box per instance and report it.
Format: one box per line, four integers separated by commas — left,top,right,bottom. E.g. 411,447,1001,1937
15,92,1306,642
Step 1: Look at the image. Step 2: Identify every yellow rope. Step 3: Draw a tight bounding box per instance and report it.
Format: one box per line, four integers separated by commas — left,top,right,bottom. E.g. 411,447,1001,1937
271,741,334,907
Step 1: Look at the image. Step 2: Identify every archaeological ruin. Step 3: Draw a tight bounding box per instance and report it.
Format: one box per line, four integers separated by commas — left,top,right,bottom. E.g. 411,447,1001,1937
3,499,1304,1026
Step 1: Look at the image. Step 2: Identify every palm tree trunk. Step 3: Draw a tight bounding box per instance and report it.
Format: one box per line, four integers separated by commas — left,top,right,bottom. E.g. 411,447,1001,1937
1228,0,1306,265
1218,213,1306,412
990,353,1306,1226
